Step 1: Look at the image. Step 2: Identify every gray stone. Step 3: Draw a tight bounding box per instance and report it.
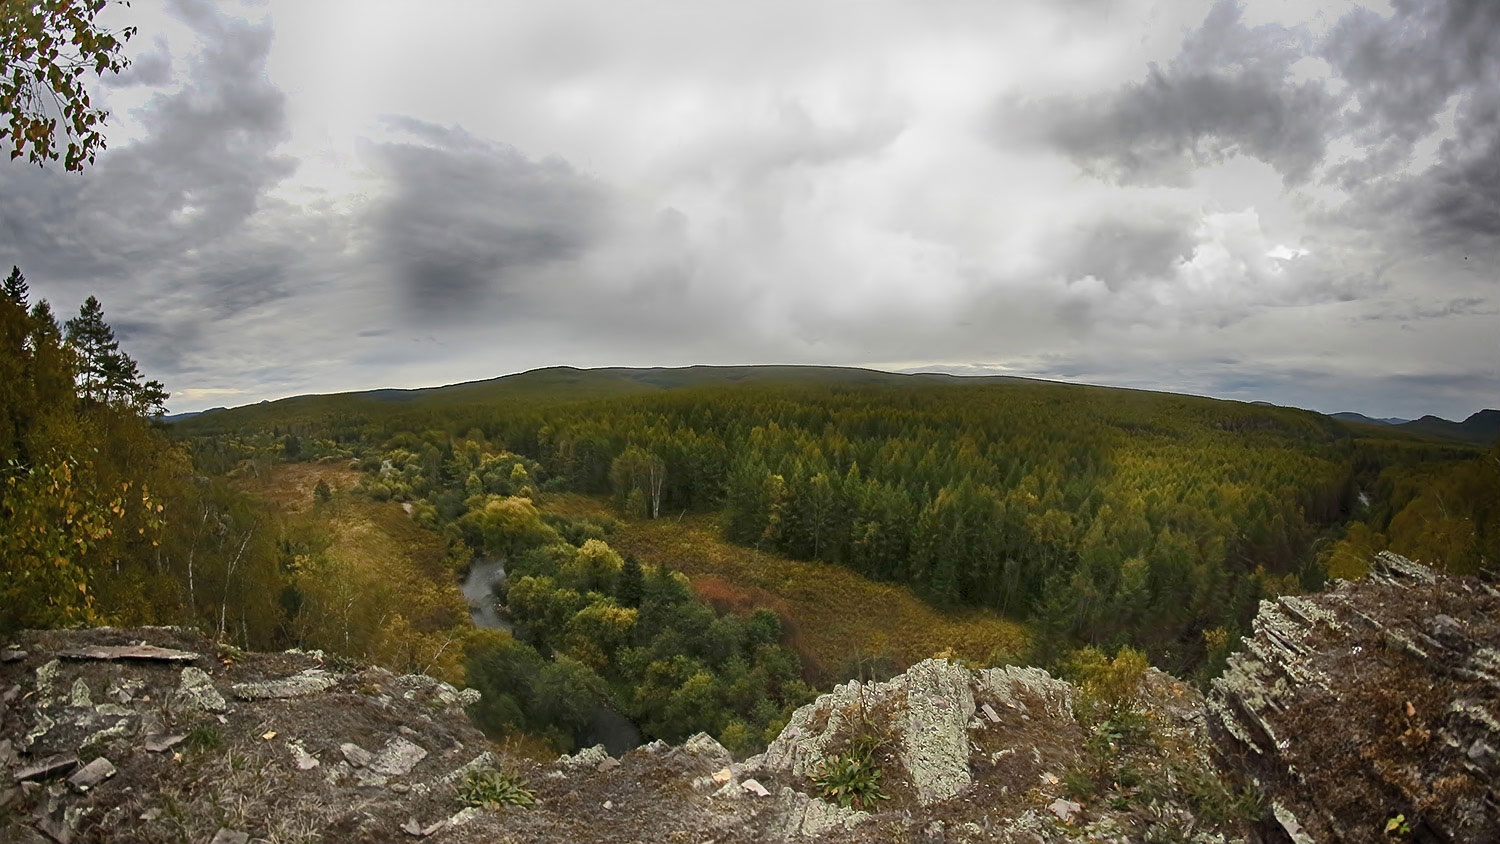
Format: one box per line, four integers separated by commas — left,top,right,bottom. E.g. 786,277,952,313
207,830,249,844
680,732,732,768
173,667,226,713
1048,798,1081,822
104,678,145,704
741,778,771,797
0,649,27,662
438,752,496,785
556,744,610,772
597,757,621,773
35,814,72,844
59,645,199,662
286,740,319,770
35,660,60,704
369,737,427,776
14,754,77,782
67,758,116,792
144,734,185,753
340,742,373,767
981,703,1001,723
768,786,870,838
68,679,92,708
231,672,338,700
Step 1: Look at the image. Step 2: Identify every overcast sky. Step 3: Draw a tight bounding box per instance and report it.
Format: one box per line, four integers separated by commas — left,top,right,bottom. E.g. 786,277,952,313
1,0,1496,418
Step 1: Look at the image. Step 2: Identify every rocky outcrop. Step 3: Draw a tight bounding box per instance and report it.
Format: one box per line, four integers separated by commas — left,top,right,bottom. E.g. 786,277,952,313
9,556,1491,844
755,658,1074,808
1209,552,1500,844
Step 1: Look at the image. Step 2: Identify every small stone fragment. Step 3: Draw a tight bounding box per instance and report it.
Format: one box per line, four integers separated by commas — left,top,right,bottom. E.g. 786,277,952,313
0,648,27,662
597,757,621,773
711,767,732,784
35,660,60,703
35,814,72,844
14,754,78,782
1048,798,1081,822
261,731,277,741
340,742,373,767
144,735,185,753
208,829,249,844
139,808,162,822
741,778,771,797
67,757,116,792
402,818,425,836
287,740,319,770
69,678,92,708
981,703,1001,723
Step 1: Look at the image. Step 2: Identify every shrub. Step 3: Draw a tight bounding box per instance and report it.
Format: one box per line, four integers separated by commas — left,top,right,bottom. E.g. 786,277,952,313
811,731,890,811
458,766,535,808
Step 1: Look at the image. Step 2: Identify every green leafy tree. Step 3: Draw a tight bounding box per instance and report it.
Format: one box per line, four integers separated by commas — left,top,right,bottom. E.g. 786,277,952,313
1,0,136,170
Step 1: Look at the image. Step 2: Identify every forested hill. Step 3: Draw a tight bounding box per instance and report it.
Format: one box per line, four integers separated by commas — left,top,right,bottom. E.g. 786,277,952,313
174,365,1495,675
177,365,1040,427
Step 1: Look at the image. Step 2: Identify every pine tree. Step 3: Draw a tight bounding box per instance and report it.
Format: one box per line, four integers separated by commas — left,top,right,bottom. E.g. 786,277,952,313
64,296,119,403
3,266,27,308
619,553,644,608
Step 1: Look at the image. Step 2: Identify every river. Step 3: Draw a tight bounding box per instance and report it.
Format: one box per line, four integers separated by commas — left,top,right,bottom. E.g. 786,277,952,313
459,558,642,755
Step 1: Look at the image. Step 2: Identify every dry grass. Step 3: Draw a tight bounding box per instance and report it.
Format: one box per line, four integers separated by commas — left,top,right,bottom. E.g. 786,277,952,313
237,462,361,514
539,494,1029,680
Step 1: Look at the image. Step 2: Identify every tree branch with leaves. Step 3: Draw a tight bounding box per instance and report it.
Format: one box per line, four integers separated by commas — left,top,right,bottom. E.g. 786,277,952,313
1,0,135,171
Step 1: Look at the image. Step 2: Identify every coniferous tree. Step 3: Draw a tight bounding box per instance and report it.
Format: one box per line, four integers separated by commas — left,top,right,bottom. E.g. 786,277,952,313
619,552,644,608
65,295,119,403
3,266,27,307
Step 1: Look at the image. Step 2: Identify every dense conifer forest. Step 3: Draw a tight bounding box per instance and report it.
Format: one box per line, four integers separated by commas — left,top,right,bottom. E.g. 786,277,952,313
5,313,1497,754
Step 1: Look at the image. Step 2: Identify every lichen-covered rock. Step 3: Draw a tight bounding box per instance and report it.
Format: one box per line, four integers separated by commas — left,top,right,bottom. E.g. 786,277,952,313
173,666,227,713
762,658,1075,807
231,671,338,700
1209,552,1500,844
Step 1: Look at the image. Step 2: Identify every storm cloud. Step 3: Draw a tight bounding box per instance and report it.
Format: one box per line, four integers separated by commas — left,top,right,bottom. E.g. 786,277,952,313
367,119,611,316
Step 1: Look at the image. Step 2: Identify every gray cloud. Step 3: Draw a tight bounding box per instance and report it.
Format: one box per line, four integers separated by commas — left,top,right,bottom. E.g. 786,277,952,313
367,119,611,316
0,11,292,285
1019,2,1335,184
1053,215,1197,290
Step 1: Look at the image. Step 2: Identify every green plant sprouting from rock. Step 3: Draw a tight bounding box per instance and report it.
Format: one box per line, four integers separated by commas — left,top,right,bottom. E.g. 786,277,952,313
458,766,536,809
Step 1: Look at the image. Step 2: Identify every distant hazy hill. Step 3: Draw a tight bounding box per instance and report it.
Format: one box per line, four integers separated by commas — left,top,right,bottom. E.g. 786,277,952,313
1395,409,1500,444
173,365,1041,428
1330,411,1411,426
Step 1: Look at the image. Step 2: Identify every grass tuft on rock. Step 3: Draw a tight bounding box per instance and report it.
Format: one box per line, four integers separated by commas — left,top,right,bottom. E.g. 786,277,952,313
458,766,536,809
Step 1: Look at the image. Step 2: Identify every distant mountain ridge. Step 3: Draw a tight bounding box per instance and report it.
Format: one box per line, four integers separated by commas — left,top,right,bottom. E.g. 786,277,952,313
1329,411,1411,426
167,364,1498,445
1393,409,1500,444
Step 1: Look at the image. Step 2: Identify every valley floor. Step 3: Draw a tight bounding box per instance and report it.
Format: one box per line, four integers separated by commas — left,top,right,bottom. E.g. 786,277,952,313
537,494,1029,683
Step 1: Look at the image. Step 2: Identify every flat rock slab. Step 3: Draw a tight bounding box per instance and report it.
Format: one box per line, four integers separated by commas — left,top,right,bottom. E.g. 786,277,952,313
144,734,185,753
370,737,428,776
68,757,116,791
231,673,337,700
341,742,373,767
0,649,27,662
14,754,78,782
208,829,249,844
59,645,200,662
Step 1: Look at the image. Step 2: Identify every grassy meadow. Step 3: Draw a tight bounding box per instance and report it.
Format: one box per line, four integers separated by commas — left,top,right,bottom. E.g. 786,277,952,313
539,493,1029,681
